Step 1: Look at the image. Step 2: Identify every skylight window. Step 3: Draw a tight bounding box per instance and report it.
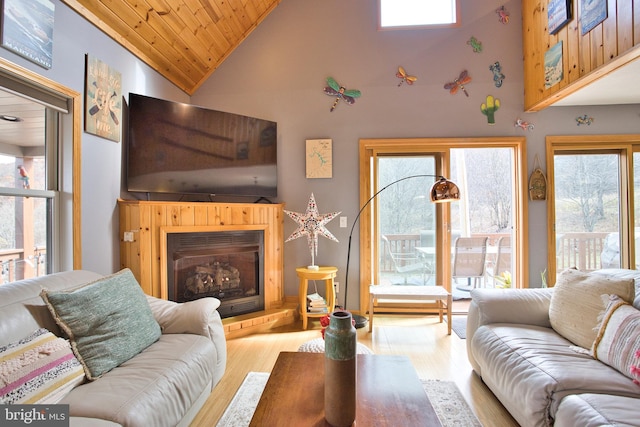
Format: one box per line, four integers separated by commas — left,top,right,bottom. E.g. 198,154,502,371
378,0,459,29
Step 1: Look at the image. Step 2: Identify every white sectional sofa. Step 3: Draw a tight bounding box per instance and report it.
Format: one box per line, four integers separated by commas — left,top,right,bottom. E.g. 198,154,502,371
467,268,640,427
0,269,227,427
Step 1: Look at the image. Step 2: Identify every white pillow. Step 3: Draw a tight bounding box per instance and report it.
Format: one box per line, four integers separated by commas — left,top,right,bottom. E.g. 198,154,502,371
549,269,635,349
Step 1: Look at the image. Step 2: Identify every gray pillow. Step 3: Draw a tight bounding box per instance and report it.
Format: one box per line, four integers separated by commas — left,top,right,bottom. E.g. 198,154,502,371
41,268,161,380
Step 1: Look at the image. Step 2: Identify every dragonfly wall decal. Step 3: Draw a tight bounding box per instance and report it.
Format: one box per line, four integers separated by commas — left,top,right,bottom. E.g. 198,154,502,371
323,77,361,112
396,66,417,86
444,70,472,97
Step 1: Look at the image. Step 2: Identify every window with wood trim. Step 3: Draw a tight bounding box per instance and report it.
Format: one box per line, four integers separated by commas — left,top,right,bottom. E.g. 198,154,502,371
546,135,640,286
0,89,60,283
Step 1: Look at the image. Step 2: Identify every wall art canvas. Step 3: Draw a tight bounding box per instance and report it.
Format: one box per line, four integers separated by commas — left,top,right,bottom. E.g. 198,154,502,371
85,54,122,142
544,41,563,89
1,0,54,69
548,0,571,35
580,0,607,35
306,139,332,178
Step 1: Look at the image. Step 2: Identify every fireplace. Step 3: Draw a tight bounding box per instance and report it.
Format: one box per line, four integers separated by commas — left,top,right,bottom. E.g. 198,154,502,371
166,230,265,318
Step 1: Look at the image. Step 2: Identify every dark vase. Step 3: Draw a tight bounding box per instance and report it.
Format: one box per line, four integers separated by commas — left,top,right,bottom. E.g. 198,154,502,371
324,310,357,427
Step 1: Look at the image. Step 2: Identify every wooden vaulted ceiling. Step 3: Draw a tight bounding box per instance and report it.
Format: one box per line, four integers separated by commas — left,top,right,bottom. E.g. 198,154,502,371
62,0,282,95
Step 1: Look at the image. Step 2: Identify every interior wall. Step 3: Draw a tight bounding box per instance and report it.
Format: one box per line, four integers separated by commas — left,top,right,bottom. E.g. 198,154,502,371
192,0,640,310
0,0,637,309
0,0,187,274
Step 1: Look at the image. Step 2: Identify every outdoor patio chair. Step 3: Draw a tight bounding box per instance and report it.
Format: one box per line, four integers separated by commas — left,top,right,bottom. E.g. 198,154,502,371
381,235,427,285
487,235,512,287
418,230,437,284
453,236,488,292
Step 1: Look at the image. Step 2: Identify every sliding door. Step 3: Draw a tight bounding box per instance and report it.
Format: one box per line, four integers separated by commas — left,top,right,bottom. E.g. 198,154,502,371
449,147,515,296
359,137,527,315
547,135,640,285
376,155,438,287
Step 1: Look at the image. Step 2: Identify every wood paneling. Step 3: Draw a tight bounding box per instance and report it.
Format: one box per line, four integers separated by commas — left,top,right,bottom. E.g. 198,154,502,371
118,200,285,310
523,0,640,111
62,0,282,94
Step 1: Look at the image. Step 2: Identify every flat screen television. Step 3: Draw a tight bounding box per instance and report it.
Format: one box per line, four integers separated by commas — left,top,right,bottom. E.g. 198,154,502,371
126,93,277,198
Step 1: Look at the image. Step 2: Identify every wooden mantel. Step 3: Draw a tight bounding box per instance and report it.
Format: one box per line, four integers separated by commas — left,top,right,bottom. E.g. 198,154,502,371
118,200,292,336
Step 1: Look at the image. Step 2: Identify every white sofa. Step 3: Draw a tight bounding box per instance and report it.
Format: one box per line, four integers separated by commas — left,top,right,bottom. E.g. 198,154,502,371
0,270,227,427
467,269,640,427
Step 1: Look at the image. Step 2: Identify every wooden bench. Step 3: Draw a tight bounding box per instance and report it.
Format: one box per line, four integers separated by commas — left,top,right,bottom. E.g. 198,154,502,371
368,285,452,335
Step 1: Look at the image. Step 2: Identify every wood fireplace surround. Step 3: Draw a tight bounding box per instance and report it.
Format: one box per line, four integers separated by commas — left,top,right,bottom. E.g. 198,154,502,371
118,200,291,336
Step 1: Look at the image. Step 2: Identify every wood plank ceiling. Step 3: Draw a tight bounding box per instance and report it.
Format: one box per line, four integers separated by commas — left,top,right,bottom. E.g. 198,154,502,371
62,0,282,95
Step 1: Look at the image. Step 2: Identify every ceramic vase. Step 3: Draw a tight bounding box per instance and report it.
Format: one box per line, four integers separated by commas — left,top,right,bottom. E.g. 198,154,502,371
324,310,357,427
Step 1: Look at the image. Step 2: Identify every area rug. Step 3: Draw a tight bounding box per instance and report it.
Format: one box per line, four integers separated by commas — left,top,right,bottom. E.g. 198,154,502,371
216,372,482,427
446,315,467,339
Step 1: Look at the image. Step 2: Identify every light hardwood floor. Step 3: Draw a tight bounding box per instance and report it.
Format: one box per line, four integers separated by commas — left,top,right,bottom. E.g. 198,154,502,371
190,313,519,427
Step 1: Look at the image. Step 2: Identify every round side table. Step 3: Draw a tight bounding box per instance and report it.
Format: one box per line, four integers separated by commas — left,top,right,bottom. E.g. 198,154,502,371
296,266,337,329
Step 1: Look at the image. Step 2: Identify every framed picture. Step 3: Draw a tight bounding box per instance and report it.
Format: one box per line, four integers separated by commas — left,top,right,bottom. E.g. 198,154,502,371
548,0,572,35
580,0,607,35
305,139,332,179
0,0,54,69
544,41,563,89
236,141,248,159
85,54,122,142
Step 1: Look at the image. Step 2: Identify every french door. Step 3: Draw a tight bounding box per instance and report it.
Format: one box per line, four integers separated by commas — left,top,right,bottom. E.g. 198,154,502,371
358,138,527,315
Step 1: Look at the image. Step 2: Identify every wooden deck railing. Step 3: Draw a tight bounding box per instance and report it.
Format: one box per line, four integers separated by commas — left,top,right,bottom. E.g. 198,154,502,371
0,248,47,284
556,232,608,272
381,234,421,271
382,232,609,273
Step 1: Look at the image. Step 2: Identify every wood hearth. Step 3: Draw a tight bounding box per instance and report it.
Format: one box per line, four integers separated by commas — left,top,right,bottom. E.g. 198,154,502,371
118,200,292,337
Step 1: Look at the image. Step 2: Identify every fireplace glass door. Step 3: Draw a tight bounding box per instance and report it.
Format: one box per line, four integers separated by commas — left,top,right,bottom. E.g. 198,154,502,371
167,230,265,317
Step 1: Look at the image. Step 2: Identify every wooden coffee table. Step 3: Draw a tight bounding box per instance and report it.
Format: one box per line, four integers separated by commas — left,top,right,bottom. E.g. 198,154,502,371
249,351,441,426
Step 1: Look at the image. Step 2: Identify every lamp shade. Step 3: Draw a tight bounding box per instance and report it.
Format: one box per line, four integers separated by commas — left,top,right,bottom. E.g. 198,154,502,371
430,177,461,203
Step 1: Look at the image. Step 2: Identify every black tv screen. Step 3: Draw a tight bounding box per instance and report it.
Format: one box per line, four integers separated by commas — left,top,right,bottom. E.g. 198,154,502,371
127,93,277,197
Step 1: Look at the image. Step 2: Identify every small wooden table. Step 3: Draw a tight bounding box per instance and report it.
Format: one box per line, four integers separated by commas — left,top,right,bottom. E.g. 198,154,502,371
368,285,452,335
296,266,337,329
249,352,441,427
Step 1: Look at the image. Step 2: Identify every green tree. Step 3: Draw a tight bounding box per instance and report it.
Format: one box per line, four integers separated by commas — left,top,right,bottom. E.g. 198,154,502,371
554,154,618,232
378,156,436,236
464,149,512,232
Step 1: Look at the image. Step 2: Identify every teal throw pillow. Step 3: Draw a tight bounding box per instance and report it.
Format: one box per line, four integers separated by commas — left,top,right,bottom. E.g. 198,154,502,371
40,268,161,380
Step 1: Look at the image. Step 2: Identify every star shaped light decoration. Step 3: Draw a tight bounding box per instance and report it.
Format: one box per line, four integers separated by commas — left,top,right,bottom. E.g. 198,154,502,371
284,193,340,267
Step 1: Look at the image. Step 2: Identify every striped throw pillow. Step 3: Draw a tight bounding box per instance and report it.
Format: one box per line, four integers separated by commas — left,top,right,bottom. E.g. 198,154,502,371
0,328,85,404
592,295,640,382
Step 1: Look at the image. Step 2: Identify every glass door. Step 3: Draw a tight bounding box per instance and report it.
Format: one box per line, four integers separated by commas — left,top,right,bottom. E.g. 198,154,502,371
376,155,438,287
553,152,621,274
450,148,515,297
374,148,517,295
359,137,526,316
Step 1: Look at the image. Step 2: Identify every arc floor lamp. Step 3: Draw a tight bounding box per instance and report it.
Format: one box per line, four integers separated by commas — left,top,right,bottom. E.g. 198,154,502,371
342,175,461,328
